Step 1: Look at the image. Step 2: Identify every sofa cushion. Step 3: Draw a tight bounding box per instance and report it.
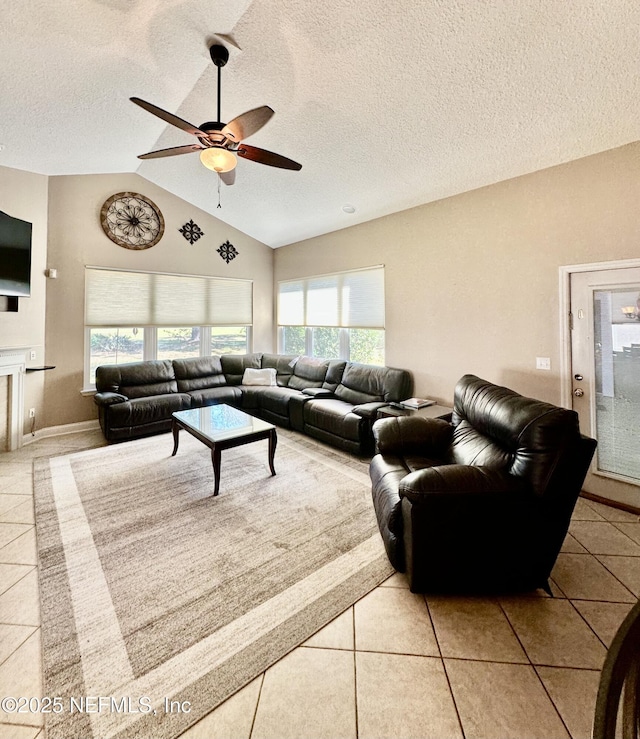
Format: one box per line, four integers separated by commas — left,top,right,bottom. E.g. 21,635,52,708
323,360,347,392
261,354,297,386
95,359,177,397
288,357,330,390
452,374,583,497
258,386,304,416
221,353,263,385
449,419,512,470
173,356,226,392
106,392,191,427
334,363,412,404
242,367,277,386
237,386,264,410
187,386,242,408
108,360,178,399
303,398,363,442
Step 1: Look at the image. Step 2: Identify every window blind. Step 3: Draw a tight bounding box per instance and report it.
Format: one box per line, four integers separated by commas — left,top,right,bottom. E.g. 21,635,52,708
85,268,253,327
277,266,384,328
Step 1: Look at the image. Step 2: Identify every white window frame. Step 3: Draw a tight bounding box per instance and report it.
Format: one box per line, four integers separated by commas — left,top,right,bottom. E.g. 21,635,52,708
85,325,252,391
84,266,253,391
277,325,384,364
277,265,385,364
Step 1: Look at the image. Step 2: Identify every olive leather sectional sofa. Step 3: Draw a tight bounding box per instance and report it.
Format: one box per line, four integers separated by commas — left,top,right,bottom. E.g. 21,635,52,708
94,353,413,454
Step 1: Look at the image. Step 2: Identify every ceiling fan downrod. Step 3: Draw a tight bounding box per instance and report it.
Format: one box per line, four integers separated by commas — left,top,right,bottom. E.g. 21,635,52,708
209,44,229,124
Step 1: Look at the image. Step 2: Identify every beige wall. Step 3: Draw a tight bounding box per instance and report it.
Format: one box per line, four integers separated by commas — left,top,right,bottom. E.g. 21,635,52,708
44,173,273,428
0,165,49,436
275,141,640,406
4,141,640,433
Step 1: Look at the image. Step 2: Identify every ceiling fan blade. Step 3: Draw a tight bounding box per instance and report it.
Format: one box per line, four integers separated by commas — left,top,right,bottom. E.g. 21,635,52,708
219,169,236,186
137,144,204,160
237,144,302,171
222,106,274,142
130,97,206,137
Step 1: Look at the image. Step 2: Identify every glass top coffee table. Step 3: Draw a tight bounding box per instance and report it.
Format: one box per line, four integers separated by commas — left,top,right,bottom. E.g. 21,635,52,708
171,404,277,496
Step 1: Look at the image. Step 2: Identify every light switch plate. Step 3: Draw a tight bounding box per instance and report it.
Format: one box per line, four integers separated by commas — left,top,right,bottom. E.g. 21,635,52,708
536,357,551,371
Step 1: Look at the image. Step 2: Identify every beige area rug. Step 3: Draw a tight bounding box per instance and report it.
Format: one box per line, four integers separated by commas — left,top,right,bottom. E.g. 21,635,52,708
34,428,392,739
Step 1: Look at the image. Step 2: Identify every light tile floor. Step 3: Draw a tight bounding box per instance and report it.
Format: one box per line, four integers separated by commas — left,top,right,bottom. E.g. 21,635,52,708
1,430,639,739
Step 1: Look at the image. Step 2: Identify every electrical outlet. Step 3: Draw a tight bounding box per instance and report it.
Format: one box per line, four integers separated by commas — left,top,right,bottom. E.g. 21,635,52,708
536,357,551,371
30,350,36,360
29,408,36,418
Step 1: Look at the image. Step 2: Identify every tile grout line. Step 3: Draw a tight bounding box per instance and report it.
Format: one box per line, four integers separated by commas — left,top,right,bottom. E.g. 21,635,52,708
496,599,573,739
0,563,36,598
567,531,638,600
592,554,638,600
247,672,265,739
531,664,582,739
0,524,34,552
423,594,466,739
0,623,38,670
352,606,359,739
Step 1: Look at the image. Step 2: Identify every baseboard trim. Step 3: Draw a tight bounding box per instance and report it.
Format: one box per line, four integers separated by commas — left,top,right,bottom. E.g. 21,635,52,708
580,490,640,517
22,419,100,446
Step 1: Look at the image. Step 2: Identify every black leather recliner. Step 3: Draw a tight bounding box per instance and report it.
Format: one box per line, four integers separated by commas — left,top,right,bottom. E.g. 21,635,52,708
369,374,597,593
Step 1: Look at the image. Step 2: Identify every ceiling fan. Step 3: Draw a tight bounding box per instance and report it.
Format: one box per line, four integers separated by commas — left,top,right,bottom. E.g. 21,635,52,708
131,43,302,186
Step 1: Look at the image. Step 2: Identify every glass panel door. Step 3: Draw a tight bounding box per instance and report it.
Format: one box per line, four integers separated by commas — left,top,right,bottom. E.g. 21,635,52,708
570,267,640,508
593,288,640,482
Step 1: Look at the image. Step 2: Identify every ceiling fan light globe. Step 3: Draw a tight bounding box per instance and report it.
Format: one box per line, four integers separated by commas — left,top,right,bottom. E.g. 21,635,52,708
200,148,237,173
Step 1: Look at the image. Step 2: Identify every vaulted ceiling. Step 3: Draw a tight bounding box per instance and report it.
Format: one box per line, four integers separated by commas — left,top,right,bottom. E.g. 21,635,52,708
2,1,640,247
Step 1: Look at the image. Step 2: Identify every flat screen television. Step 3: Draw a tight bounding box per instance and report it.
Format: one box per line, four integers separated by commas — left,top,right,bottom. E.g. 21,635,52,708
0,210,32,297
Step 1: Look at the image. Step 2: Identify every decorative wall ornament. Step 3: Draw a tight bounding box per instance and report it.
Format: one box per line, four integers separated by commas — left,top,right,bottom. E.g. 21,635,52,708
100,192,164,249
217,240,239,264
179,219,205,245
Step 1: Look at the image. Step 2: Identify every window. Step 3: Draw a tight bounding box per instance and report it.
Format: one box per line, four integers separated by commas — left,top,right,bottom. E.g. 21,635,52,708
88,327,144,384
210,327,249,355
157,328,201,361
85,268,252,388
281,326,306,355
349,328,385,365
277,266,385,364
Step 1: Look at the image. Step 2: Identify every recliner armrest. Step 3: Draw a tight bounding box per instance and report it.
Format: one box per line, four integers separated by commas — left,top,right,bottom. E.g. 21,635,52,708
399,464,524,502
352,402,389,419
302,387,335,398
373,416,452,456
94,391,129,407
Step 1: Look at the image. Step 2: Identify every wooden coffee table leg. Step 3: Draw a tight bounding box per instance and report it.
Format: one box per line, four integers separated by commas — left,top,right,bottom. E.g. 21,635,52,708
171,419,180,456
268,429,277,476
211,445,222,496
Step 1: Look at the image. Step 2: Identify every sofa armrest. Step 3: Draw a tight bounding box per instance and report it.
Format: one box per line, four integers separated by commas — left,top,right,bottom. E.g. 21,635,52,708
399,465,524,502
302,387,335,399
352,402,389,419
373,416,452,456
94,391,128,407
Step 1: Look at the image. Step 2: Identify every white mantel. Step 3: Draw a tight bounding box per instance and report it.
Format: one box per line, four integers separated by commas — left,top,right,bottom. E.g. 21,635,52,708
0,348,27,451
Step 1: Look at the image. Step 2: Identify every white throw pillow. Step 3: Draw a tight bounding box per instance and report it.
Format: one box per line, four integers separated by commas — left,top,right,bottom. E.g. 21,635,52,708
242,367,277,386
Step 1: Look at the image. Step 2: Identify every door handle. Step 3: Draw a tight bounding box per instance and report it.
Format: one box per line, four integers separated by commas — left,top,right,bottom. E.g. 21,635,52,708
573,388,584,397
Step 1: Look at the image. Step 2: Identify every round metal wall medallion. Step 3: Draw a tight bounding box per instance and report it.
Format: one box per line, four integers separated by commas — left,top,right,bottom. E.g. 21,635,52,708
100,192,165,249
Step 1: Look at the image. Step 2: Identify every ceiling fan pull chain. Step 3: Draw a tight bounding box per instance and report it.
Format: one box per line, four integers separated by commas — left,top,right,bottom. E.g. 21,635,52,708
217,175,222,208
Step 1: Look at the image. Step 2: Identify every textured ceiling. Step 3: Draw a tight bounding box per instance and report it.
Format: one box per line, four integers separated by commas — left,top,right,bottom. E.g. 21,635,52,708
2,1,640,247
